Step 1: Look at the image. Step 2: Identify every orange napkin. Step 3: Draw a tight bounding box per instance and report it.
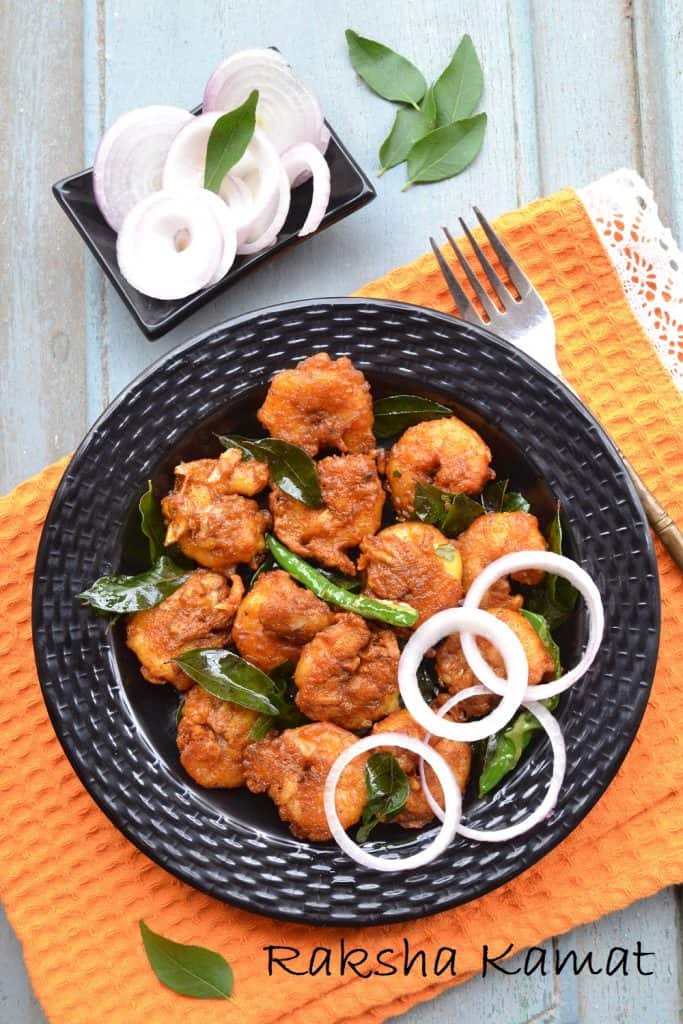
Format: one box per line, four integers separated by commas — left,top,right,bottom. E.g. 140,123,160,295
0,188,681,1024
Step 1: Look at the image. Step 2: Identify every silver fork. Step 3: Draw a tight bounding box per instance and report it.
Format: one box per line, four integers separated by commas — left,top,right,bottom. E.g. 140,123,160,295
430,208,683,572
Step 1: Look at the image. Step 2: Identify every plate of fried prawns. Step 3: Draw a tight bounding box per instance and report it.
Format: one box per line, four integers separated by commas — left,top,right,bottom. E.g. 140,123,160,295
32,298,659,924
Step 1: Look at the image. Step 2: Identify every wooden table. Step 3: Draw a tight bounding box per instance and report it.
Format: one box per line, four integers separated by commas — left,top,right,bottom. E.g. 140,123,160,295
1,1,680,1021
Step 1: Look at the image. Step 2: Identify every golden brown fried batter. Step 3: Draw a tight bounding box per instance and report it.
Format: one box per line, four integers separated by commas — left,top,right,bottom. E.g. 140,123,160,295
257,352,375,456
177,684,260,788
385,418,494,518
232,570,335,673
359,521,463,626
294,613,400,729
243,723,368,841
162,454,270,573
456,511,547,608
372,709,471,830
270,453,384,575
435,607,556,719
126,570,243,691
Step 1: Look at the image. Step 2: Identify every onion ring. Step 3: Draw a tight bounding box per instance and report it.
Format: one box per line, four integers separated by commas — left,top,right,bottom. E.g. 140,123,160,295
398,607,529,742
323,732,461,872
418,689,567,842
236,164,291,255
280,143,331,235
461,551,604,700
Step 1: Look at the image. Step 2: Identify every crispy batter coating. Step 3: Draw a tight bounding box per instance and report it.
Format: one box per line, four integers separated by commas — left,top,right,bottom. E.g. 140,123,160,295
232,570,335,673
161,454,270,573
359,521,463,626
456,511,547,608
386,418,494,518
126,570,243,691
294,613,400,729
372,709,471,829
177,684,260,788
257,352,375,456
270,453,384,575
243,723,368,841
435,607,556,719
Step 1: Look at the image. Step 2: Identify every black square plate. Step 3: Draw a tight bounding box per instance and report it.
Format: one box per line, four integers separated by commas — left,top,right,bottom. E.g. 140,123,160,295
53,110,375,340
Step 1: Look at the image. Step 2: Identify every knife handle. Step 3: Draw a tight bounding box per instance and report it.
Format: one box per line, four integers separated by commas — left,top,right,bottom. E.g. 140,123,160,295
621,453,683,571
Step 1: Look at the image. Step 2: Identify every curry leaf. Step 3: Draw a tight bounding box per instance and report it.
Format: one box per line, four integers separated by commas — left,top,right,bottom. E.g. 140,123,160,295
521,609,562,678
413,481,484,537
345,30,426,108
218,434,323,508
139,482,167,563
481,479,531,514
379,87,436,172
139,920,232,1000
524,504,578,630
174,649,282,715
372,394,452,439
204,90,258,193
77,556,191,614
357,751,410,843
404,113,487,188
433,34,483,126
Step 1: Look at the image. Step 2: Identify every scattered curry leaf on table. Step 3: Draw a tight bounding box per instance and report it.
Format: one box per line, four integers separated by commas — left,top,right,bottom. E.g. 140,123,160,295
379,87,436,173
372,394,452,438
357,751,410,843
77,556,191,614
204,89,258,193
219,434,323,508
432,34,483,126
345,29,426,108
404,112,487,188
139,920,233,1000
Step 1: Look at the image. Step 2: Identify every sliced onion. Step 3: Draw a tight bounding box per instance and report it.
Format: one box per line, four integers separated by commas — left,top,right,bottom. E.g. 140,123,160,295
218,175,254,246
230,130,283,240
93,106,194,231
324,732,461,872
398,607,529,742
419,690,567,842
162,112,223,191
318,123,331,154
462,551,604,701
116,189,223,300
203,48,323,154
199,190,237,284
280,143,331,235
236,164,291,255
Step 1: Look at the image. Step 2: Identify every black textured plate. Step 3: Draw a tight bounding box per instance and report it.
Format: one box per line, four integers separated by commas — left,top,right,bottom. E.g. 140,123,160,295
32,298,660,926
53,110,375,340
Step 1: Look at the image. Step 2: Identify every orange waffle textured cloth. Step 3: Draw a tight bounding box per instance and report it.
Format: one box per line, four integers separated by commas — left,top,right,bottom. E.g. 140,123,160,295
0,188,681,1024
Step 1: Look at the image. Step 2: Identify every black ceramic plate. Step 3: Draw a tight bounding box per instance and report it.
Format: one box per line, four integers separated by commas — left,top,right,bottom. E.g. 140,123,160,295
32,299,660,926
53,111,375,340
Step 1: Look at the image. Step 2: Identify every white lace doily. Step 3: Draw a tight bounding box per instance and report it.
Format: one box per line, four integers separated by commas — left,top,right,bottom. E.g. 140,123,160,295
578,168,683,391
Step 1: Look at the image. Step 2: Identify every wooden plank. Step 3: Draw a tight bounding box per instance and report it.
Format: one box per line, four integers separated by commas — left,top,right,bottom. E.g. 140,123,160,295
529,0,640,191
0,0,87,492
557,888,682,1024
633,0,683,241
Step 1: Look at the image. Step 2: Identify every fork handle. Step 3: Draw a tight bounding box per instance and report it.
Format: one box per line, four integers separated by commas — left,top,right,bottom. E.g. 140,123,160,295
620,453,683,571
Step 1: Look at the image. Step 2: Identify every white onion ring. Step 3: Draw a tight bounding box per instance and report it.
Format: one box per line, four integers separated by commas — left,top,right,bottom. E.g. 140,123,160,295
317,123,331,154
218,175,255,246
462,551,604,701
323,732,461,872
228,129,283,238
399,607,529,742
93,105,194,231
203,48,323,154
199,191,237,284
280,143,331,235
236,164,291,255
161,111,224,190
116,189,223,300
418,690,567,842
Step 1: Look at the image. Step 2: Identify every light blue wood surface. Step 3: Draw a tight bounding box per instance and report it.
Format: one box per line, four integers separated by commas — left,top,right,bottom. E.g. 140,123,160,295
0,1,681,1022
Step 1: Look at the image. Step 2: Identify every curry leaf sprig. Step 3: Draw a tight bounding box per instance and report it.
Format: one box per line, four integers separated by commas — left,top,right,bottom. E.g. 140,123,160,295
204,90,258,193
345,30,486,186
413,479,531,538
218,434,323,508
